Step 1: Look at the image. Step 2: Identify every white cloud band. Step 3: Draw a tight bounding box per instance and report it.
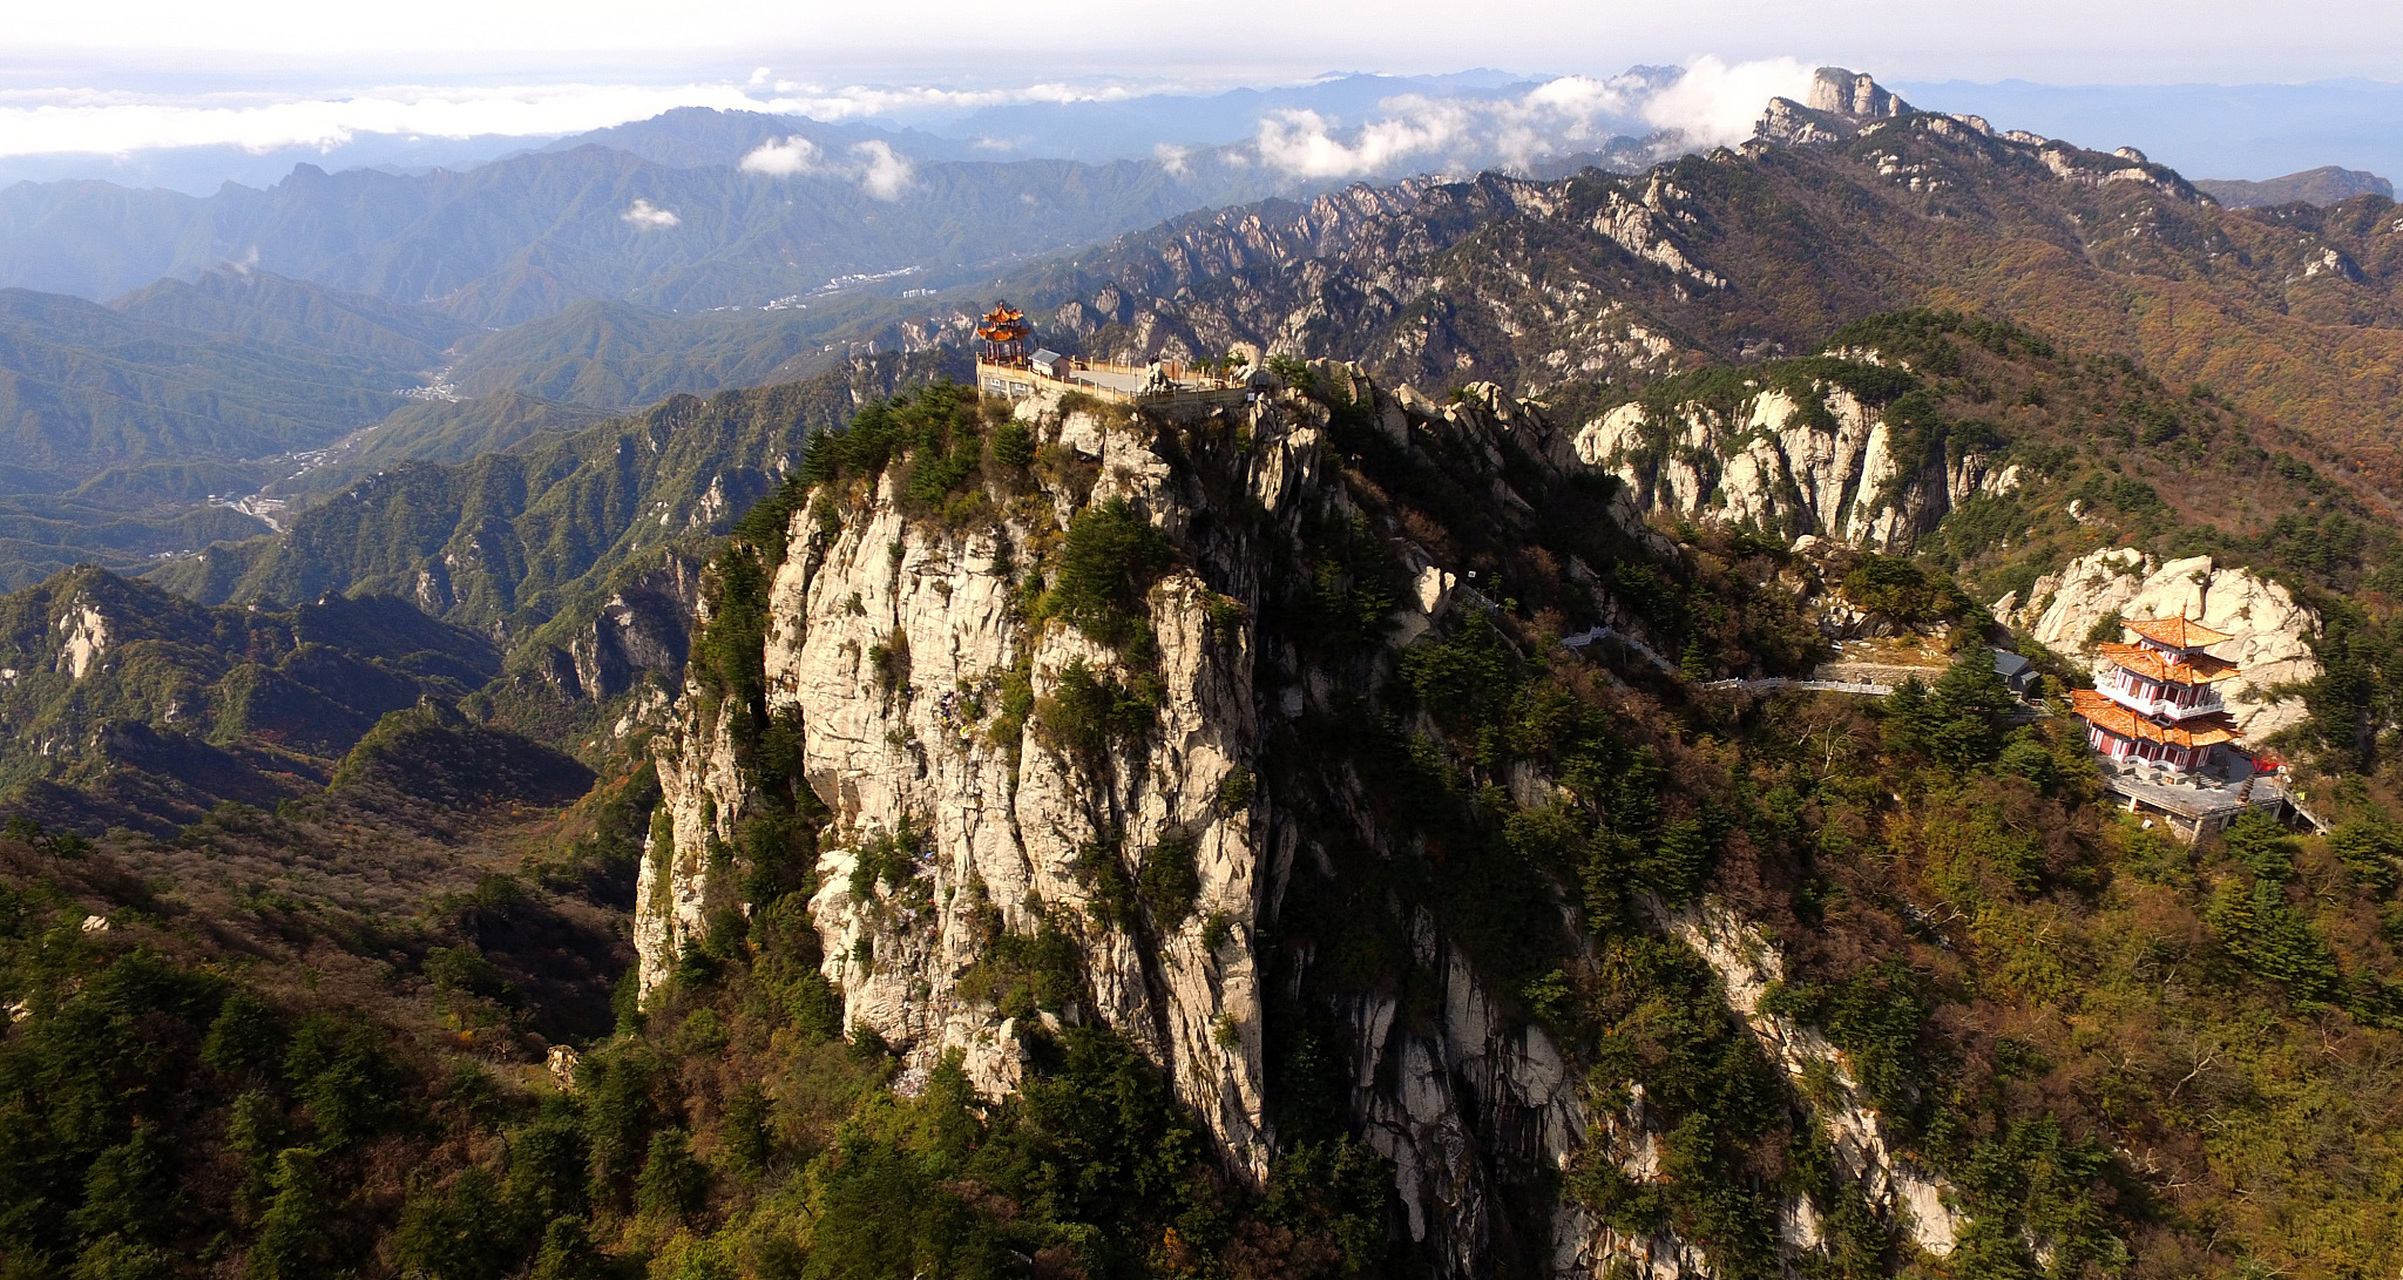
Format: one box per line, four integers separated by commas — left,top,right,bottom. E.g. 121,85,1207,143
1248,59,1813,179
739,135,911,199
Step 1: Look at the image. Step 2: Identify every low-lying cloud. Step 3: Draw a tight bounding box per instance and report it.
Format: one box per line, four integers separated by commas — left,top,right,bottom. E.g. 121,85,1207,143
620,198,680,228
851,140,910,200
1248,59,1814,179
738,135,820,176
0,81,789,157
1641,57,1815,148
0,60,1818,195
738,136,912,199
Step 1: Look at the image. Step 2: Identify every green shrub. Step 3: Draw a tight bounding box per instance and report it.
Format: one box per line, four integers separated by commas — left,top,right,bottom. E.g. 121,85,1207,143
246,1150,336,1280
847,821,925,904
633,1129,708,1223
1840,553,1971,625
390,1167,515,1280
2329,817,2402,895
1137,836,1201,929
956,916,1081,1018
1031,659,1156,758
1049,498,1173,649
1072,836,1137,928
2206,876,2342,1002
717,1085,771,1185
991,419,1037,468
868,627,911,698
2221,810,2301,883
1214,766,1255,813
200,990,284,1078
1759,959,1936,1120
283,1014,404,1148
1885,652,2020,769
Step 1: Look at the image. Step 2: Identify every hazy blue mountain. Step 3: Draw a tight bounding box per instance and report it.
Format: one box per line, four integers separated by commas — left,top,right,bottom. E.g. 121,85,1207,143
0,124,1298,324
0,285,408,477
2192,165,2395,208
1896,77,2403,187
0,132,553,196
537,106,985,169
108,264,473,372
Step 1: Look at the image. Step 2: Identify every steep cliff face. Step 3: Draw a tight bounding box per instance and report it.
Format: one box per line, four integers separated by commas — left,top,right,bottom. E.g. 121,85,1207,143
642,365,1967,1277
1995,547,2320,737
648,387,1291,1171
1572,377,2017,551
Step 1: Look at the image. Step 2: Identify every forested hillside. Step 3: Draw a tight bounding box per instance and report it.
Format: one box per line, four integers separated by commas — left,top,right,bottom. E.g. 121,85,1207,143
0,566,512,831
152,351,965,698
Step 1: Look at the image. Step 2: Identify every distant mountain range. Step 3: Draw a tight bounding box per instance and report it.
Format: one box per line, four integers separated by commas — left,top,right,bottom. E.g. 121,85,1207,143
2193,165,2396,208
1898,75,2403,192
0,109,1306,323
962,69,2403,499
6,69,2403,595
0,69,1657,195
154,352,962,688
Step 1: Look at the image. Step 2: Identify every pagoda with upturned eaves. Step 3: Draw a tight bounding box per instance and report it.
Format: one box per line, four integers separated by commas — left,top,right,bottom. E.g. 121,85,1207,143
975,303,1031,365
2069,612,2244,774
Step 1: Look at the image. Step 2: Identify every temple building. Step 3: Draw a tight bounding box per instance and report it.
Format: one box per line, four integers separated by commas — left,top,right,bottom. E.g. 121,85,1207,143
2069,613,2243,774
974,303,1031,365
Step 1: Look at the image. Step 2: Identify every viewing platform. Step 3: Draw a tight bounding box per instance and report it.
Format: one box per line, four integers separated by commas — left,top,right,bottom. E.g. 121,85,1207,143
2100,754,2313,841
975,356,1259,416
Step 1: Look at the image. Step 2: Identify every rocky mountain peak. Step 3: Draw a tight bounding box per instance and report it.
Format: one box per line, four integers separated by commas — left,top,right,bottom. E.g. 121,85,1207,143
1755,67,1916,147
1807,66,1913,120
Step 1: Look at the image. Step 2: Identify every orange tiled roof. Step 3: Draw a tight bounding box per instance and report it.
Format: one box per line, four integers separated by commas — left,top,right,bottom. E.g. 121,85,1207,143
2095,641,2242,685
2070,689,2240,747
2122,614,2234,649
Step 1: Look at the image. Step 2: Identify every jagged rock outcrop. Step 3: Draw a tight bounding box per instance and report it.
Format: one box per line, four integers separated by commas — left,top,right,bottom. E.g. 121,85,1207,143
1754,67,1914,148
640,364,1999,1277
1809,67,1911,121
647,387,1292,1173
564,553,705,701
1995,548,2320,737
1572,380,2018,550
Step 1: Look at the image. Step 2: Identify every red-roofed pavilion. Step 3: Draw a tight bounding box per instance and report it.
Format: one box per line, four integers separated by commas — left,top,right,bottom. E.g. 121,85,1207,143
2071,612,2244,774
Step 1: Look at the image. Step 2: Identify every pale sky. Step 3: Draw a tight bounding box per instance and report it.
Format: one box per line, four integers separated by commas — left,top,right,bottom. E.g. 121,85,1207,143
2,0,2399,175
7,0,2400,83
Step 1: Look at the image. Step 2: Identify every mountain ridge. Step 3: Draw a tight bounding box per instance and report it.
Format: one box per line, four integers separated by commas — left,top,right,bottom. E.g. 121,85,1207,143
2192,164,2396,208
960,73,2403,500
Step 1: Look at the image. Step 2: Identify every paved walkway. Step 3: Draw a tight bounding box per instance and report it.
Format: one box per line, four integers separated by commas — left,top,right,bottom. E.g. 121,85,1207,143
1068,366,1148,396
